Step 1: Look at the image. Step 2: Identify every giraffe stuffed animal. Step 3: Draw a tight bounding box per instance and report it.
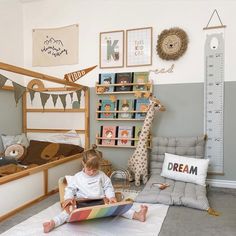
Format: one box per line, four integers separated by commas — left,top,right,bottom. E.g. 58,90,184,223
127,96,165,186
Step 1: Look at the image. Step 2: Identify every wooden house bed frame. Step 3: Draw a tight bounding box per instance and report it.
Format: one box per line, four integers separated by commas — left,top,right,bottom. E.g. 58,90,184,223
0,62,89,221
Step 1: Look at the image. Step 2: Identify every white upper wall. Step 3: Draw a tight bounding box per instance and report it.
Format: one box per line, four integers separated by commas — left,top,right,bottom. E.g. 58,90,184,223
12,0,236,86
0,0,24,83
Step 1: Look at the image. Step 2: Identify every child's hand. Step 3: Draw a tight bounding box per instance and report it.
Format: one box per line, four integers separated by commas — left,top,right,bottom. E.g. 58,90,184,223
109,197,117,203
62,199,76,214
103,197,110,204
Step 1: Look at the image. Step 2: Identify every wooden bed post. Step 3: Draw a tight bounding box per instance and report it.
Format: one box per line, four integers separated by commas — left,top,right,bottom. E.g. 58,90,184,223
44,169,48,195
85,88,90,149
22,92,27,133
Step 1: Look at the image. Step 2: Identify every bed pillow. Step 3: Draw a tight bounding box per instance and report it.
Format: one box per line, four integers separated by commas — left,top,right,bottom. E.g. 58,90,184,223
1,133,29,150
21,140,84,165
28,130,82,147
161,153,209,186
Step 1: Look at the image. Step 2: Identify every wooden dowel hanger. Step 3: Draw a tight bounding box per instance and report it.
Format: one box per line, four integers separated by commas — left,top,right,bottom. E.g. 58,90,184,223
203,9,226,30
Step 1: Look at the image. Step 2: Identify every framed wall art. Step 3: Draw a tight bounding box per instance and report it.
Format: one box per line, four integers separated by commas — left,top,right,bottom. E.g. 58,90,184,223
126,27,152,67
99,30,124,69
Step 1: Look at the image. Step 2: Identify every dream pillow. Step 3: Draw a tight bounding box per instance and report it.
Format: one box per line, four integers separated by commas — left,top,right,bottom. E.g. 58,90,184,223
161,153,209,186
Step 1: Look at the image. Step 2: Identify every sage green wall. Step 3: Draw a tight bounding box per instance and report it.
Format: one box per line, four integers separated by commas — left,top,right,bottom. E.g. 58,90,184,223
0,90,22,135
90,82,236,181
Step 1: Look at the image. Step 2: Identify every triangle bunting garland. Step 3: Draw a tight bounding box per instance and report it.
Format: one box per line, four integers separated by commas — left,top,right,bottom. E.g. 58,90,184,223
69,92,74,103
76,90,82,108
28,89,36,104
12,82,26,105
59,94,67,110
40,93,50,109
0,74,8,88
0,74,84,109
51,94,59,107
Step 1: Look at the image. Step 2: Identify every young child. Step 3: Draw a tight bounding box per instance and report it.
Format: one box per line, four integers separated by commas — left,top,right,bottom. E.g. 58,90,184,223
43,148,148,233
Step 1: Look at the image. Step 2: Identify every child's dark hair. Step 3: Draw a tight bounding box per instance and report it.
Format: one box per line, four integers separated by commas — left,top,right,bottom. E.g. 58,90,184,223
82,144,102,169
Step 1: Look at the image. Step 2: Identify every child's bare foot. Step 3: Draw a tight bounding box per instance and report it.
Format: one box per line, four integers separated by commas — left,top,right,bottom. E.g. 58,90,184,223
133,205,148,222
43,220,55,233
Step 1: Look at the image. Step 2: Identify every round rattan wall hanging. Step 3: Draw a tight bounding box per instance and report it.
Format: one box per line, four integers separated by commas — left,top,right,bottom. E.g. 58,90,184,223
156,27,188,60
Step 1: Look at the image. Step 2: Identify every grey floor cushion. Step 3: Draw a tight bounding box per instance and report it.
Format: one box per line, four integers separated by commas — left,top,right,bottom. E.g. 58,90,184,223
135,174,209,210
135,135,210,211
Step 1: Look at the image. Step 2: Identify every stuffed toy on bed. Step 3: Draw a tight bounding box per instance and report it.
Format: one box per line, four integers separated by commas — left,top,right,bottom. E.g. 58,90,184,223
0,144,27,176
0,144,34,176
4,144,26,162
0,144,26,166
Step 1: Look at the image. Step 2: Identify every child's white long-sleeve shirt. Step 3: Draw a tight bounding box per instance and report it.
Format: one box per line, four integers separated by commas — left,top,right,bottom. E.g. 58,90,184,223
64,170,115,200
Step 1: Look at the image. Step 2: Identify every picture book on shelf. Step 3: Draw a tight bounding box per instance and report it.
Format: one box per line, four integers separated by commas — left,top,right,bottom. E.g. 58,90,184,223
118,99,134,119
99,73,116,92
117,126,134,146
133,72,149,91
115,72,133,92
100,126,117,146
134,125,142,146
99,99,117,119
135,98,149,119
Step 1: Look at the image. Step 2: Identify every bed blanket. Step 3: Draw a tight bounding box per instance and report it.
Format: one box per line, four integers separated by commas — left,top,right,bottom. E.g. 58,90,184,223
0,163,38,177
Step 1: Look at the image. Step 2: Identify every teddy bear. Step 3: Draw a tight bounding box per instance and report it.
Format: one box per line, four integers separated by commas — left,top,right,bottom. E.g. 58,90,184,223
4,144,26,163
0,144,27,176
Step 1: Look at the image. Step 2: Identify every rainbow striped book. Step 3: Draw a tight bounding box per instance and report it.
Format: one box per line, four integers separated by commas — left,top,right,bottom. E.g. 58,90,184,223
68,201,133,222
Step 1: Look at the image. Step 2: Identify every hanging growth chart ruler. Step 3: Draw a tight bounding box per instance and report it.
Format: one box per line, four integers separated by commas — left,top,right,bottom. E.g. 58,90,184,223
204,33,224,173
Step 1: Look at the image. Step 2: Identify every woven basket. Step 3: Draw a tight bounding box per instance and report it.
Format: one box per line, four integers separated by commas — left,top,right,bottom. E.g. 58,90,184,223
99,159,112,177
110,169,130,190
